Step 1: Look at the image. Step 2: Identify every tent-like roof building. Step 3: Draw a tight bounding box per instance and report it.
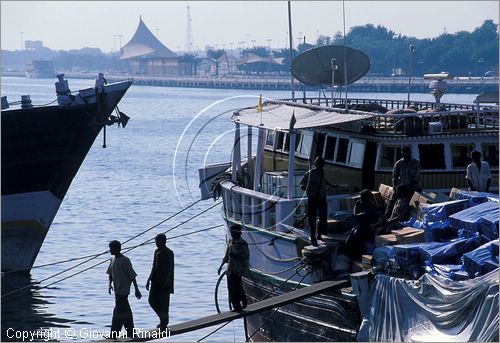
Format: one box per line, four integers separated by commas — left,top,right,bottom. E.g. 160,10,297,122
120,16,177,60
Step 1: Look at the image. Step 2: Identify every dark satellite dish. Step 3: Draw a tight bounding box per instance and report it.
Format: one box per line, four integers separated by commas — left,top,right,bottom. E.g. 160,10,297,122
291,45,370,86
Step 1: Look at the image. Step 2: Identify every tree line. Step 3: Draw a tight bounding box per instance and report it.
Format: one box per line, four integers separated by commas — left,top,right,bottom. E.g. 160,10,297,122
2,20,497,77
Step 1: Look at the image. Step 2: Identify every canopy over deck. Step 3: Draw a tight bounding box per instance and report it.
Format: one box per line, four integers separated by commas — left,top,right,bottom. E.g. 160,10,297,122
232,101,373,131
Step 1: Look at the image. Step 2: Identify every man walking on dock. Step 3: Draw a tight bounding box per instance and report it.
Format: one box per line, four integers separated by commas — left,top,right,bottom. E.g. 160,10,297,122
107,240,142,339
146,233,174,331
218,225,250,312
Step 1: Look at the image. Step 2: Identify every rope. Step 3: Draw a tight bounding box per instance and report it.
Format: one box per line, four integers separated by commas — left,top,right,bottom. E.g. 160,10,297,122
2,200,220,299
2,198,204,275
1,223,223,304
203,263,308,342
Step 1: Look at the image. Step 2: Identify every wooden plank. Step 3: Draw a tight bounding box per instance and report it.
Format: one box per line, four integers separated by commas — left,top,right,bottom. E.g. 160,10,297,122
96,279,350,341
169,278,349,336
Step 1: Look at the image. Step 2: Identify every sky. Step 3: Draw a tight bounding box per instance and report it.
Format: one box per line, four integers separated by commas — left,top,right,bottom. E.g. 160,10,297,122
1,1,498,53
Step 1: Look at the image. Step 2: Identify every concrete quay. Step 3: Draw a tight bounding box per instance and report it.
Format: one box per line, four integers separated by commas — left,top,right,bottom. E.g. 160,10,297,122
3,71,498,93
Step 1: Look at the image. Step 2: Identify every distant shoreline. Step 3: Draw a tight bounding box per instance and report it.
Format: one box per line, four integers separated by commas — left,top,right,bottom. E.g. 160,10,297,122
2,71,498,94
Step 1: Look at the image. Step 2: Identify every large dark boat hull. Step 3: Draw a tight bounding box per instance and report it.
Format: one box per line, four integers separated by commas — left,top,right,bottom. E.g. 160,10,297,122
242,271,360,342
1,81,130,272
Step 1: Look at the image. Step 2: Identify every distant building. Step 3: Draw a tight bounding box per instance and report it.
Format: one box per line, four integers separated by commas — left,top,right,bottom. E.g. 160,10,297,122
24,40,44,51
120,16,179,75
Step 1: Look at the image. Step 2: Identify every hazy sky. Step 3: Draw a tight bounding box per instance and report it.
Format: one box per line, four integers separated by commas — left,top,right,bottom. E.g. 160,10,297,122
1,1,498,53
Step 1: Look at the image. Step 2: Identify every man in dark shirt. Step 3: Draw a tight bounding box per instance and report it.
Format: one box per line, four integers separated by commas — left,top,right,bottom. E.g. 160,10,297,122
218,225,250,312
382,145,421,223
146,234,174,331
299,156,329,246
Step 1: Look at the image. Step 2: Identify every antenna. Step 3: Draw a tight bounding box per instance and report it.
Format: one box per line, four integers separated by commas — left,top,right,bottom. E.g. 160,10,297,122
186,5,193,53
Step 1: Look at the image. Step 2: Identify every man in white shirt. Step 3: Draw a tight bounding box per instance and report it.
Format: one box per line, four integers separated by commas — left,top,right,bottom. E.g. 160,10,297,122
466,151,491,192
107,240,142,339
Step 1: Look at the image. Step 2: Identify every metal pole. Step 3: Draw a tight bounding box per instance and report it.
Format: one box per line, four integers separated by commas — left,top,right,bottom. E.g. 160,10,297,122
331,58,336,108
287,1,295,100
342,1,348,111
407,44,415,104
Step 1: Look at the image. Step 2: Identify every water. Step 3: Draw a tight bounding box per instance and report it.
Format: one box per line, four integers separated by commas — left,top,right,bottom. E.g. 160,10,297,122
1,77,476,342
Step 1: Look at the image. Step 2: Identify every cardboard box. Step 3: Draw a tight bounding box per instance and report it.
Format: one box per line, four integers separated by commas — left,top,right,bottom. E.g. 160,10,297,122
410,192,433,207
375,234,398,247
362,254,373,268
427,192,450,203
378,184,394,200
449,187,465,200
398,230,425,244
392,227,422,237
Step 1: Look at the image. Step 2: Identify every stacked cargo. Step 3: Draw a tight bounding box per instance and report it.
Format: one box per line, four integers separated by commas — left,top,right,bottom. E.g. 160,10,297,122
261,170,306,198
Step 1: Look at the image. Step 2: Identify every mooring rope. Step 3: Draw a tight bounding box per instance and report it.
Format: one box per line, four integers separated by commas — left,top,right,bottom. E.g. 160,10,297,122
2,200,220,299
203,263,308,342
2,222,223,304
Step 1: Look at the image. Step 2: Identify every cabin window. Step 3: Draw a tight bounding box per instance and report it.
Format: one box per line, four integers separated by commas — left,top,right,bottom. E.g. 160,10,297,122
482,143,499,168
380,145,403,168
336,138,349,163
275,131,285,150
418,143,446,169
296,132,313,158
265,130,275,147
451,144,474,168
314,133,326,159
348,140,365,167
324,136,337,161
283,132,299,152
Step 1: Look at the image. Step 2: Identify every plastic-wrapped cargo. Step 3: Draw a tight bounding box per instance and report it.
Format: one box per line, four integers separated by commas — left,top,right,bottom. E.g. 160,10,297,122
429,263,463,278
366,270,499,341
393,242,435,273
421,219,456,242
463,240,499,277
419,199,468,222
449,201,499,239
478,207,499,241
419,236,481,265
451,189,495,207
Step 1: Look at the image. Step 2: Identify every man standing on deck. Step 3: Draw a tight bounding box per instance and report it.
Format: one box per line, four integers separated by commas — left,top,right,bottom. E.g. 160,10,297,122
146,233,174,331
466,150,491,192
218,225,249,312
300,156,330,246
381,145,421,224
107,240,142,339
95,72,107,88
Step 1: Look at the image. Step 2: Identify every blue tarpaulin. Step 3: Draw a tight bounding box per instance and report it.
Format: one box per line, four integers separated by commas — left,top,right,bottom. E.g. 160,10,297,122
421,199,468,222
364,271,499,341
449,201,499,240
419,236,481,264
453,190,495,207
463,240,499,277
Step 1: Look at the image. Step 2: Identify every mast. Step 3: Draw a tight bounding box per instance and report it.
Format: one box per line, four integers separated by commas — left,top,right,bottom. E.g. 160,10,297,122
343,1,348,110
287,1,295,100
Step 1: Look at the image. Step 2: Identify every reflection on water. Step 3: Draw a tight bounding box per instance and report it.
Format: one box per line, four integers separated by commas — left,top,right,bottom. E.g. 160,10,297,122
1,273,82,341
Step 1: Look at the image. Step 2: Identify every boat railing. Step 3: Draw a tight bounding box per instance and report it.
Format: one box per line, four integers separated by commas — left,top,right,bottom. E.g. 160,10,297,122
281,96,479,111
369,109,498,134
220,181,306,233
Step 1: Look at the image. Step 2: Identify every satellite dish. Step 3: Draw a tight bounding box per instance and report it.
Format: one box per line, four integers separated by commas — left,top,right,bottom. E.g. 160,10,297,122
291,45,370,86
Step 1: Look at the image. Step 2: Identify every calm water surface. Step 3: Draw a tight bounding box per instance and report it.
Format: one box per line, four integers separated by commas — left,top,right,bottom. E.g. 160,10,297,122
1,77,476,341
